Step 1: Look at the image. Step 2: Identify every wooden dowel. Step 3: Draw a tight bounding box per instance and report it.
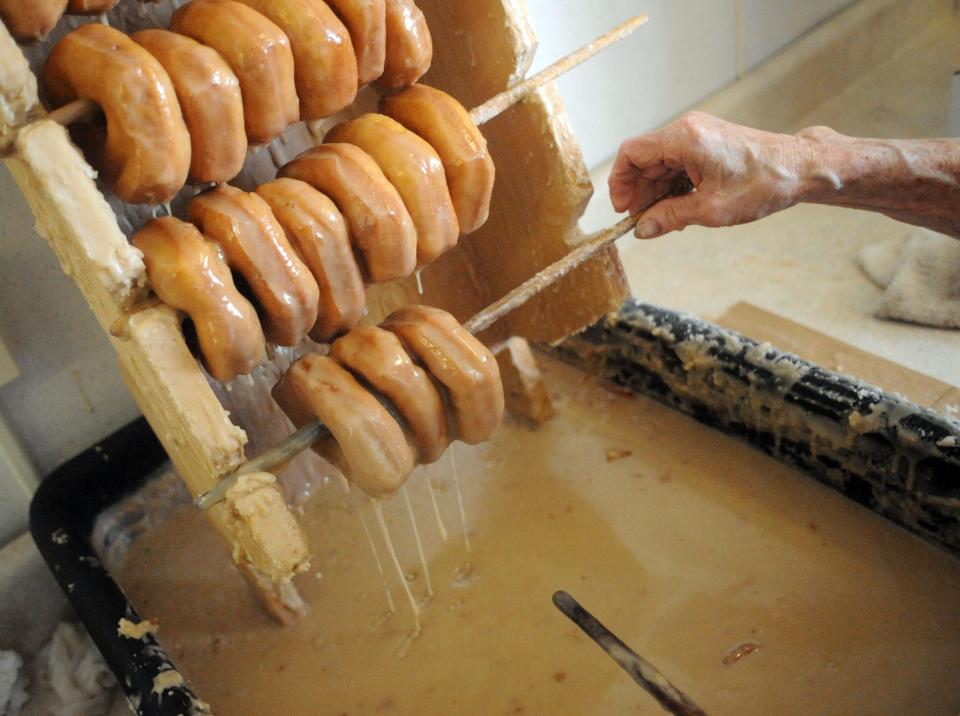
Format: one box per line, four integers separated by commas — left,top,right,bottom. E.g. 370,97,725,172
46,97,98,127
464,215,637,334
196,420,328,510
469,15,648,127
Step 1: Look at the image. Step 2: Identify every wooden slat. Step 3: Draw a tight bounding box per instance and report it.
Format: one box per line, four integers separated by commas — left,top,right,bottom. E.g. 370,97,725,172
5,117,310,618
115,307,310,623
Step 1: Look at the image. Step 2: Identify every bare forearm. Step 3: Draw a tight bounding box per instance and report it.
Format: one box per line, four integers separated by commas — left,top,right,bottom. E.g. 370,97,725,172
609,113,960,240
797,128,960,238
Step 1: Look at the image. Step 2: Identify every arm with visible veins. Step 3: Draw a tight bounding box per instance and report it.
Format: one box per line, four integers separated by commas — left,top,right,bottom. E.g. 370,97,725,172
797,127,960,238
608,112,960,240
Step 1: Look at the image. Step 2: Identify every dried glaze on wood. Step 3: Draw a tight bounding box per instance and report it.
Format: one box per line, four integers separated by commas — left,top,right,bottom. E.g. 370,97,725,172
0,26,38,150
407,0,629,344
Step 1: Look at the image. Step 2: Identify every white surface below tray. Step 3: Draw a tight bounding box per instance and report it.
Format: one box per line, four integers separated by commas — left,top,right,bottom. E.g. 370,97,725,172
0,533,127,716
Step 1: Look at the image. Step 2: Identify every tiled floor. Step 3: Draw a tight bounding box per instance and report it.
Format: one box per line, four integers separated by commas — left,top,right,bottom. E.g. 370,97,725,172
582,11,960,389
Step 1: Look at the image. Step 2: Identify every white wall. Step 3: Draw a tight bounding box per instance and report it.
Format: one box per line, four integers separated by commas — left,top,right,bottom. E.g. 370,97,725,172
738,0,853,71
524,0,853,169
0,0,857,540
524,0,737,170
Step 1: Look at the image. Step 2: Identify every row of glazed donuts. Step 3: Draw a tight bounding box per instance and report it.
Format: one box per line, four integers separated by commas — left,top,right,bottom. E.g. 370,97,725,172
273,305,504,498
38,0,433,203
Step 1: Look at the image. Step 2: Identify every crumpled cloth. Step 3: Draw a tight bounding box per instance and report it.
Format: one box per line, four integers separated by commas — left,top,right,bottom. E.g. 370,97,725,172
0,651,29,716
858,227,960,329
22,623,116,716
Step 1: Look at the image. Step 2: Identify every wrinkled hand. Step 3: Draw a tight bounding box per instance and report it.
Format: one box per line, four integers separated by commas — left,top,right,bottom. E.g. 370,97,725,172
609,112,813,239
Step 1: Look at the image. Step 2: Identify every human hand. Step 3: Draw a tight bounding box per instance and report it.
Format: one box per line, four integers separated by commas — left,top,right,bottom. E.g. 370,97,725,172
609,112,813,239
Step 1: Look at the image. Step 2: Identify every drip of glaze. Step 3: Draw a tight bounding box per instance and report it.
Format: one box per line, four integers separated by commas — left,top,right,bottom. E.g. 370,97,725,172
402,485,433,597
415,270,424,296
422,468,448,543
355,501,396,615
163,202,173,217
372,499,422,637
449,448,471,553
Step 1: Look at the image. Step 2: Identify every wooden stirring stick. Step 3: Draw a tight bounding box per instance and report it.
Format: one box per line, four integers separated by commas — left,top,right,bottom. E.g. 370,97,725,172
552,591,708,716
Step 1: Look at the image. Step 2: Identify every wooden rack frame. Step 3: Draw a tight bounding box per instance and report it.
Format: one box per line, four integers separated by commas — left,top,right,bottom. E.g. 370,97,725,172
0,0,631,621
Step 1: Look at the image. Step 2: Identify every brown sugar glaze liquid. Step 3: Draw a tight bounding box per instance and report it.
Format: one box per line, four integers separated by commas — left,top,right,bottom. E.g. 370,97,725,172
115,358,960,715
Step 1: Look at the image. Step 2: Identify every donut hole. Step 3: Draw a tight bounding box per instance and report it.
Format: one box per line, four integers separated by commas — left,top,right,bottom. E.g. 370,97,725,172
230,270,267,336
66,119,107,175
179,317,201,363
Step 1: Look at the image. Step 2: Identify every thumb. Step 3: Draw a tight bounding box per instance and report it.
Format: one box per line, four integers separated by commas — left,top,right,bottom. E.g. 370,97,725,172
634,191,706,239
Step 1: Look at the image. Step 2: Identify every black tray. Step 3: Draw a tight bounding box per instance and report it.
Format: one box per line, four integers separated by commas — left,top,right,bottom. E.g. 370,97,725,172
29,301,960,715
30,418,210,716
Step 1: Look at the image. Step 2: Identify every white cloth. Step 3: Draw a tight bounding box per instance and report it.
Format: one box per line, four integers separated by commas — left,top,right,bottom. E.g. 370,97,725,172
0,651,28,716
859,228,960,329
23,623,116,716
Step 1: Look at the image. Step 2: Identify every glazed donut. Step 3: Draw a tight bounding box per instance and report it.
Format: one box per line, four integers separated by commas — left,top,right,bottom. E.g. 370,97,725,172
132,217,265,382
326,113,459,266
67,0,119,14
279,143,417,284
382,84,495,234
383,305,503,445
42,24,191,204
0,0,66,42
188,185,320,347
325,0,386,87
132,29,247,185
234,0,358,120
377,0,432,91
256,178,366,342
171,0,299,145
332,326,449,464
273,354,415,498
